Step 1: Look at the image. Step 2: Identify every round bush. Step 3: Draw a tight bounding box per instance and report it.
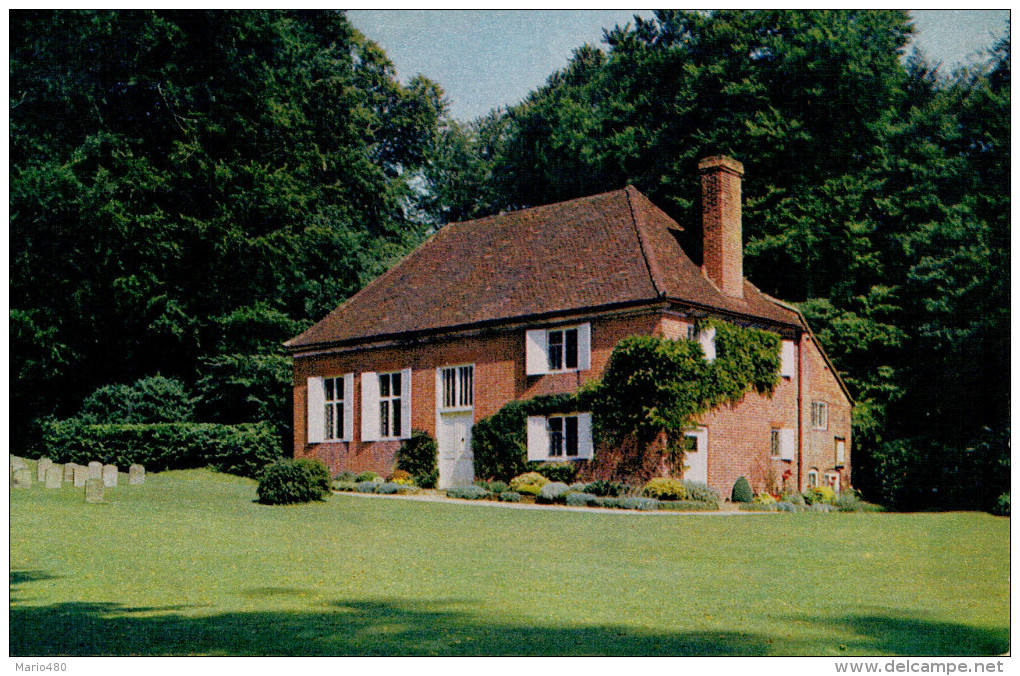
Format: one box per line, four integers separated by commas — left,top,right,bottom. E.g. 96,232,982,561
509,471,550,496
355,481,378,493
395,430,438,488
388,469,412,483
682,480,720,503
257,459,330,505
355,471,380,483
731,476,753,503
537,481,572,504
992,492,1010,516
295,458,331,496
584,479,626,497
498,491,522,503
642,477,688,501
566,492,599,507
375,482,402,495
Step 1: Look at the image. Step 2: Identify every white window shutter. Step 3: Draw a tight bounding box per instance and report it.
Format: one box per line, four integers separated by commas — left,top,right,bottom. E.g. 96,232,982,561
342,374,354,442
525,329,548,376
577,323,592,371
780,428,796,461
400,367,412,439
361,372,380,442
781,339,796,378
306,377,325,444
527,415,549,460
700,326,717,362
576,412,593,459
836,439,846,465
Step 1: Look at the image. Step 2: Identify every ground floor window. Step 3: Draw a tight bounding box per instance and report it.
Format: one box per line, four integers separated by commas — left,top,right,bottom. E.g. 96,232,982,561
807,468,819,488
526,412,593,460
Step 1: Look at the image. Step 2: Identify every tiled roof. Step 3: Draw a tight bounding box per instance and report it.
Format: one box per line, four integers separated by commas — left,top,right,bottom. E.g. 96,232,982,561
287,186,801,350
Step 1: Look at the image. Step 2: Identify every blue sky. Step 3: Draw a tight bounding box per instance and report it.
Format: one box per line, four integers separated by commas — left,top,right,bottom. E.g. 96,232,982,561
347,9,1010,121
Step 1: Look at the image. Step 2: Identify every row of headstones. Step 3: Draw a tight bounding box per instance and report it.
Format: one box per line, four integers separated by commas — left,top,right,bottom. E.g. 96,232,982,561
10,456,144,503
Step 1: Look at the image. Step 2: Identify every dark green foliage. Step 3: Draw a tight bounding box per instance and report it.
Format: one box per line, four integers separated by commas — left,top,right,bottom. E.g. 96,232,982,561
374,482,402,495
445,485,491,500
835,490,884,513
395,430,438,488
257,459,330,505
565,492,599,507
41,420,281,477
333,481,358,492
532,462,578,484
474,480,509,494
293,458,331,498
583,480,626,497
78,376,195,425
334,471,356,482
731,477,753,503
355,471,380,483
617,497,659,511
992,493,1010,517
498,491,522,503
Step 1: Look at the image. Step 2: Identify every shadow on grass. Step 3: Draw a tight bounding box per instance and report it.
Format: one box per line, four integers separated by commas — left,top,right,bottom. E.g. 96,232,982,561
10,572,1008,656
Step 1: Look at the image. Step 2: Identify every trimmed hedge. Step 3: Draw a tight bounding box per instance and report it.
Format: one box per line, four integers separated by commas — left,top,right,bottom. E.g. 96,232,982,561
257,459,331,505
446,485,492,500
41,420,281,477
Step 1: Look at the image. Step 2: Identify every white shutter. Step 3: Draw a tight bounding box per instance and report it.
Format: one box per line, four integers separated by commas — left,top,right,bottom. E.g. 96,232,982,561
342,374,354,442
577,323,592,371
780,428,796,461
781,339,796,378
400,367,412,439
525,329,548,376
700,326,717,362
576,412,593,459
527,415,549,460
836,439,846,465
361,372,380,442
306,377,325,444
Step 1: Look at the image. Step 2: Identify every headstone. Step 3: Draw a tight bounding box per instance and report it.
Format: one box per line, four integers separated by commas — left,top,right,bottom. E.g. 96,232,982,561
37,457,53,483
10,456,27,472
88,461,103,480
102,464,118,488
85,478,104,503
129,464,145,485
45,466,63,489
73,464,88,487
63,464,75,483
12,468,31,489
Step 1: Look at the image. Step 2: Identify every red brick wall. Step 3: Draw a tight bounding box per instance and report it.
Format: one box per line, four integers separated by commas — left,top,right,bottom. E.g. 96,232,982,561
800,334,853,491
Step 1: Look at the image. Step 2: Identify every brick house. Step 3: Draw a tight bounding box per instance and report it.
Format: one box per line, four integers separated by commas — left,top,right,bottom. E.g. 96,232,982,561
286,156,853,496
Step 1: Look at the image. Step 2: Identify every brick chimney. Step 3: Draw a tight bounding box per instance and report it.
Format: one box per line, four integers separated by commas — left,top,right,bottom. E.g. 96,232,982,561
698,155,744,299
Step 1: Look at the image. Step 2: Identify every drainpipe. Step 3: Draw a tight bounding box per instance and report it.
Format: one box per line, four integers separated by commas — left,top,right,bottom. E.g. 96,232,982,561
796,331,805,492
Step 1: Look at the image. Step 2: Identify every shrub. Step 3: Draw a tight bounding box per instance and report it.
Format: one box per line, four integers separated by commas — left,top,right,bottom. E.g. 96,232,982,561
471,401,531,482
657,500,719,512
334,471,356,482
739,502,777,512
395,485,421,495
474,480,508,494
642,477,688,501
498,491,522,503
835,489,883,512
446,485,491,500
781,490,807,506
257,459,330,505
804,485,837,505
333,481,358,492
78,375,195,425
592,496,621,508
533,461,578,484
584,480,626,497
355,481,378,493
992,492,1010,517
509,472,549,496
395,430,439,488
537,481,572,504
566,492,599,507
681,480,720,503
294,458,331,497
374,482,402,495
389,469,412,483
753,492,777,504
810,503,836,513
731,476,753,503
41,420,281,477
776,501,806,513
617,496,659,511
355,471,380,483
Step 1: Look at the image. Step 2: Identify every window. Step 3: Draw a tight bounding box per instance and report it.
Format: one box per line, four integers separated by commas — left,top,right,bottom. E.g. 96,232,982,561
439,365,474,410
525,323,591,375
811,401,828,430
770,428,781,458
306,374,353,443
771,427,795,460
780,339,796,378
379,372,403,439
835,437,846,467
526,412,593,460
361,369,411,442
807,468,819,488
688,324,716,361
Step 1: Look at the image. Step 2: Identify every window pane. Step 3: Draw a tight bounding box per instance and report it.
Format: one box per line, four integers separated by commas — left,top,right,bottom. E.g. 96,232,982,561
565,416,578,456
324,378,335,401
324,403,335,440
380,401,389,438
336,379,343,401
391,371,401,392
548,417,563,457
380,374,390,398
337,403,344,439
565,329,578,369
548,331,563,370
392,399,402,437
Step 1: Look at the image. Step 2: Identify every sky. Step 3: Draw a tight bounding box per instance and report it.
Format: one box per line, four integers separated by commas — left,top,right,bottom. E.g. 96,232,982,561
347,9,1010,121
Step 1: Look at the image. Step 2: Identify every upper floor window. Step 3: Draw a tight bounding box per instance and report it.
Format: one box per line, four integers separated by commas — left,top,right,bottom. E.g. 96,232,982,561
306,374,353,444
835,437,846,467
780,339,796,378
525,323,591,375
687,323,716,362
811,401,828,430
440,365,474,410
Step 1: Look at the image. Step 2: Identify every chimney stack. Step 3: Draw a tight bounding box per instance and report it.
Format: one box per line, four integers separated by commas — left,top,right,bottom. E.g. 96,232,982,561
698,155,744,299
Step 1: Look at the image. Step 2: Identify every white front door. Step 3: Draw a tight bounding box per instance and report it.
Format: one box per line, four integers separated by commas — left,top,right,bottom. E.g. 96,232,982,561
438,411,474,489
684,427,708,484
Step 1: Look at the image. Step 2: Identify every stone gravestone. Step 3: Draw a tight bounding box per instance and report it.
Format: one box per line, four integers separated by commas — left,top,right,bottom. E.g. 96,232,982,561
102,464,118,488
10,456,27,472
63,464,75,483
37,457,53,483
88,461,103,481
12,468,31,489
45,466,63,489
129,464,145,485
73,464,88,487
85,478,104,503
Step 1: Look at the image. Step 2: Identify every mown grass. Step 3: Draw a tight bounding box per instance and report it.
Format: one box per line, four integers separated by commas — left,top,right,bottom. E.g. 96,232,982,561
9,465,1009,656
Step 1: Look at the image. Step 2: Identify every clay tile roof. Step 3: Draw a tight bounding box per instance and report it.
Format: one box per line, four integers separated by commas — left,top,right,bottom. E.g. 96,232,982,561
287,186,800,350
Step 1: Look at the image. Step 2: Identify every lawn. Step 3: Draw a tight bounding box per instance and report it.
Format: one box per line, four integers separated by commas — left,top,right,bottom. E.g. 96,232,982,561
9,465,1010,656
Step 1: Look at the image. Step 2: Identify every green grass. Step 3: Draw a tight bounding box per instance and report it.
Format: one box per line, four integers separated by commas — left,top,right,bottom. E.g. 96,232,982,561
10,465,1009,656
